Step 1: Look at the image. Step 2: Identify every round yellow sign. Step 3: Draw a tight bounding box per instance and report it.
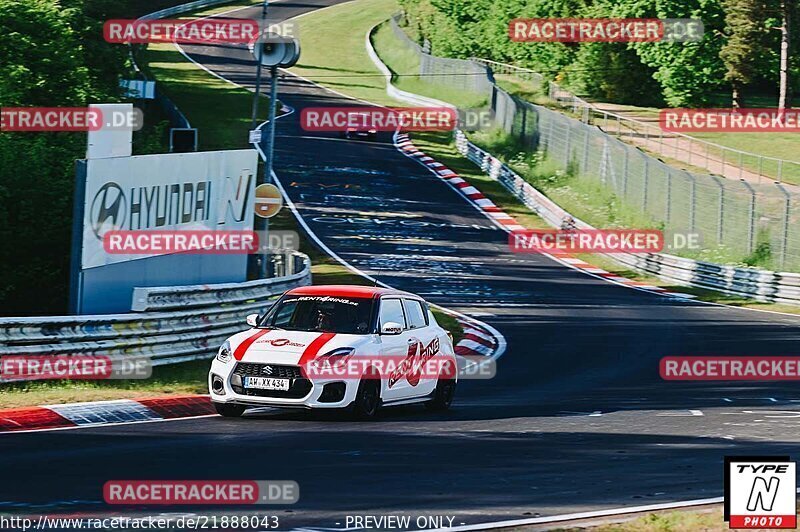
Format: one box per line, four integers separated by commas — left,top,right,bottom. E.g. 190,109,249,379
254,184,283,218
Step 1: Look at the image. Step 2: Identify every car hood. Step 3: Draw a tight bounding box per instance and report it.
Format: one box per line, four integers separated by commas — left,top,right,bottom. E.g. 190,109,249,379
227,328,369,365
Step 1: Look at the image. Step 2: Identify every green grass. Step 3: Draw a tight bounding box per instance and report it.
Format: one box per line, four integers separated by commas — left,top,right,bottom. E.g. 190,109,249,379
0,361,209,409
288,0,399,106
143,44,272,151
494,75,550,106
468,128,661,231
464,127,783,269
690,131,800,185
370,22,487,109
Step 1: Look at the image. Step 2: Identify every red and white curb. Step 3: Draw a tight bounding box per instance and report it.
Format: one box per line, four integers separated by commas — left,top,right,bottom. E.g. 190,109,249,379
394,132,694,301
0,395,214,434
454,318,497,357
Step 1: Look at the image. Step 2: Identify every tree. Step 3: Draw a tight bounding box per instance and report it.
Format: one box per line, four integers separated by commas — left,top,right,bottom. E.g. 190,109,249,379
776,0,797,111
720,0,768,108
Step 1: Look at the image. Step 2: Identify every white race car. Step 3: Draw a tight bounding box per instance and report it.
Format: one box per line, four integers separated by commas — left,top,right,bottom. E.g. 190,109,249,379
209,285,457,419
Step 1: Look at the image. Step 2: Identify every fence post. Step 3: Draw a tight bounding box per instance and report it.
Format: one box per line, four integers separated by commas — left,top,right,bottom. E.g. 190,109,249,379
643,157,649,210
687,137,693,165
710,175,725,245
665,169,672,223
739,152,744,180
739,179,756,253
688,172,697,233
582,128,590,173
776,183,791,270
564,122,572,165
622,148,629,198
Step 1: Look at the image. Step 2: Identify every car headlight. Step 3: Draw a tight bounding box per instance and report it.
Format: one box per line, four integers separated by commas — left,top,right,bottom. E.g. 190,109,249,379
216,341,232,363
310,347,355,369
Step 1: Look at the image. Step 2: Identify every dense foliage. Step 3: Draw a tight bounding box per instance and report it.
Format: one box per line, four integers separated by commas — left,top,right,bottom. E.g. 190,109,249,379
398,0,798,106
0,0,186,315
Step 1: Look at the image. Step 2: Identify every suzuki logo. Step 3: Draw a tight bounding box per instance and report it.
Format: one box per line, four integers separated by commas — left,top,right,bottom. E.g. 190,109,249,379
90,182,126,239
262,366,274,375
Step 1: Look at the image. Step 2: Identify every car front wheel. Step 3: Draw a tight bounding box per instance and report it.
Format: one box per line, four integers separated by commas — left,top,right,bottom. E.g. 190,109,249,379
352,378,381,420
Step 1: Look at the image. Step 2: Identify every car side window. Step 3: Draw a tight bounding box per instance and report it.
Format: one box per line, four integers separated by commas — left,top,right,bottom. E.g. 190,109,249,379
403,299,428,329
379,298,407,329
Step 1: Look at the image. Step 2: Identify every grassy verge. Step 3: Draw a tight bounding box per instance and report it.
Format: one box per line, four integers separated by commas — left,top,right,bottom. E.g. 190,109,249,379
288,0,399,106
0,363,209,409
370,22,487,109
466,129,768,268
143,43,271,151
554,508,723,531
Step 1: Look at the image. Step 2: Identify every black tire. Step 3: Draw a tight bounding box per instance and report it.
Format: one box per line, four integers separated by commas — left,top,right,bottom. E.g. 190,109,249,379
426,375,456,411
351,378,381,420
214,403,246,417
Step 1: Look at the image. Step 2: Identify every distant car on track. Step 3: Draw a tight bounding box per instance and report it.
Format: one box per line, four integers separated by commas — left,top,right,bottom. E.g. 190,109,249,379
340,112,378,140
209,285,457,419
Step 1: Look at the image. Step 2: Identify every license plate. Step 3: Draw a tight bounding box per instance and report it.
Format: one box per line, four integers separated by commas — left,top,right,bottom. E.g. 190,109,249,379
243,377,290,391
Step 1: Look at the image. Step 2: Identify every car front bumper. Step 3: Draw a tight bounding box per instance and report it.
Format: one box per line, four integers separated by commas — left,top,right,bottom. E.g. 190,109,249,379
209,359,360,409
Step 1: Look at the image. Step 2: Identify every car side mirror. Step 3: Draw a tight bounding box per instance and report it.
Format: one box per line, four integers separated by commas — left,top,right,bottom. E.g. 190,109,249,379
381,322,403,335
245,313,259,327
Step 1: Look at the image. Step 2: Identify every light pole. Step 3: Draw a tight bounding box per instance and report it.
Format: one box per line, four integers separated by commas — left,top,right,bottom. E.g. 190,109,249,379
250,0,268,130
248,3,300,279
250,0,271,279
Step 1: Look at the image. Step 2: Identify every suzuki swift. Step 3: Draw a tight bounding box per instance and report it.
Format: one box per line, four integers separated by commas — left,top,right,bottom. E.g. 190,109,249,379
209,285,457,419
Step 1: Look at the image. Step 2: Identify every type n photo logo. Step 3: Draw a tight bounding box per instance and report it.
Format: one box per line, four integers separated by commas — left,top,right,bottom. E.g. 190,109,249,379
725,456,797,529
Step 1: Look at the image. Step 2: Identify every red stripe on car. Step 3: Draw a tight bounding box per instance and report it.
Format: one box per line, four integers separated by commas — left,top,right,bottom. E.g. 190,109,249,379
298,332,336,365
233,329,271,361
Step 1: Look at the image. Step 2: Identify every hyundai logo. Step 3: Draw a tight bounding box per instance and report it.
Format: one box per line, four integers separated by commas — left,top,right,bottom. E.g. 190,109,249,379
90,182,126,239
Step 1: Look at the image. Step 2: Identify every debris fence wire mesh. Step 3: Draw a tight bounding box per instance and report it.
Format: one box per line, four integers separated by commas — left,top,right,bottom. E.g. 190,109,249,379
388,13,800,271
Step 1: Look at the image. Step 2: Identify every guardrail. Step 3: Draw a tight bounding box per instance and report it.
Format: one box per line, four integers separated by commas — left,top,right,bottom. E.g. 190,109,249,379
455,132,800,305
368,18,800,305
0,251,311,368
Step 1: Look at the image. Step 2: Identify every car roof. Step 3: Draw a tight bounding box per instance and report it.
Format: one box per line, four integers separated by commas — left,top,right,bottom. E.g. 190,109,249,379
286,285,420,300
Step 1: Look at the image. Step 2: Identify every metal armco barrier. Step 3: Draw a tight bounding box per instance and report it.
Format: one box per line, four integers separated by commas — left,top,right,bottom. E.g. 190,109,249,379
374,16,800,306
0,252,311,369
455,132,800,306
138,0,236,21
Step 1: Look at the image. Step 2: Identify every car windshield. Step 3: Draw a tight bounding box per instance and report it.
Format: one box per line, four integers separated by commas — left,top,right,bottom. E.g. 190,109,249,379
260,295,375,334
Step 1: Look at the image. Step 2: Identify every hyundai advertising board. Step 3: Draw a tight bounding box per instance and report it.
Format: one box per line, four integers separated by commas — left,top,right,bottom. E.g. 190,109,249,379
72,149,258,313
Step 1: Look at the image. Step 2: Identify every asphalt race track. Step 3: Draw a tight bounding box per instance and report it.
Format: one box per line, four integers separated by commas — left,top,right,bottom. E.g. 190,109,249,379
4,0,800,528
